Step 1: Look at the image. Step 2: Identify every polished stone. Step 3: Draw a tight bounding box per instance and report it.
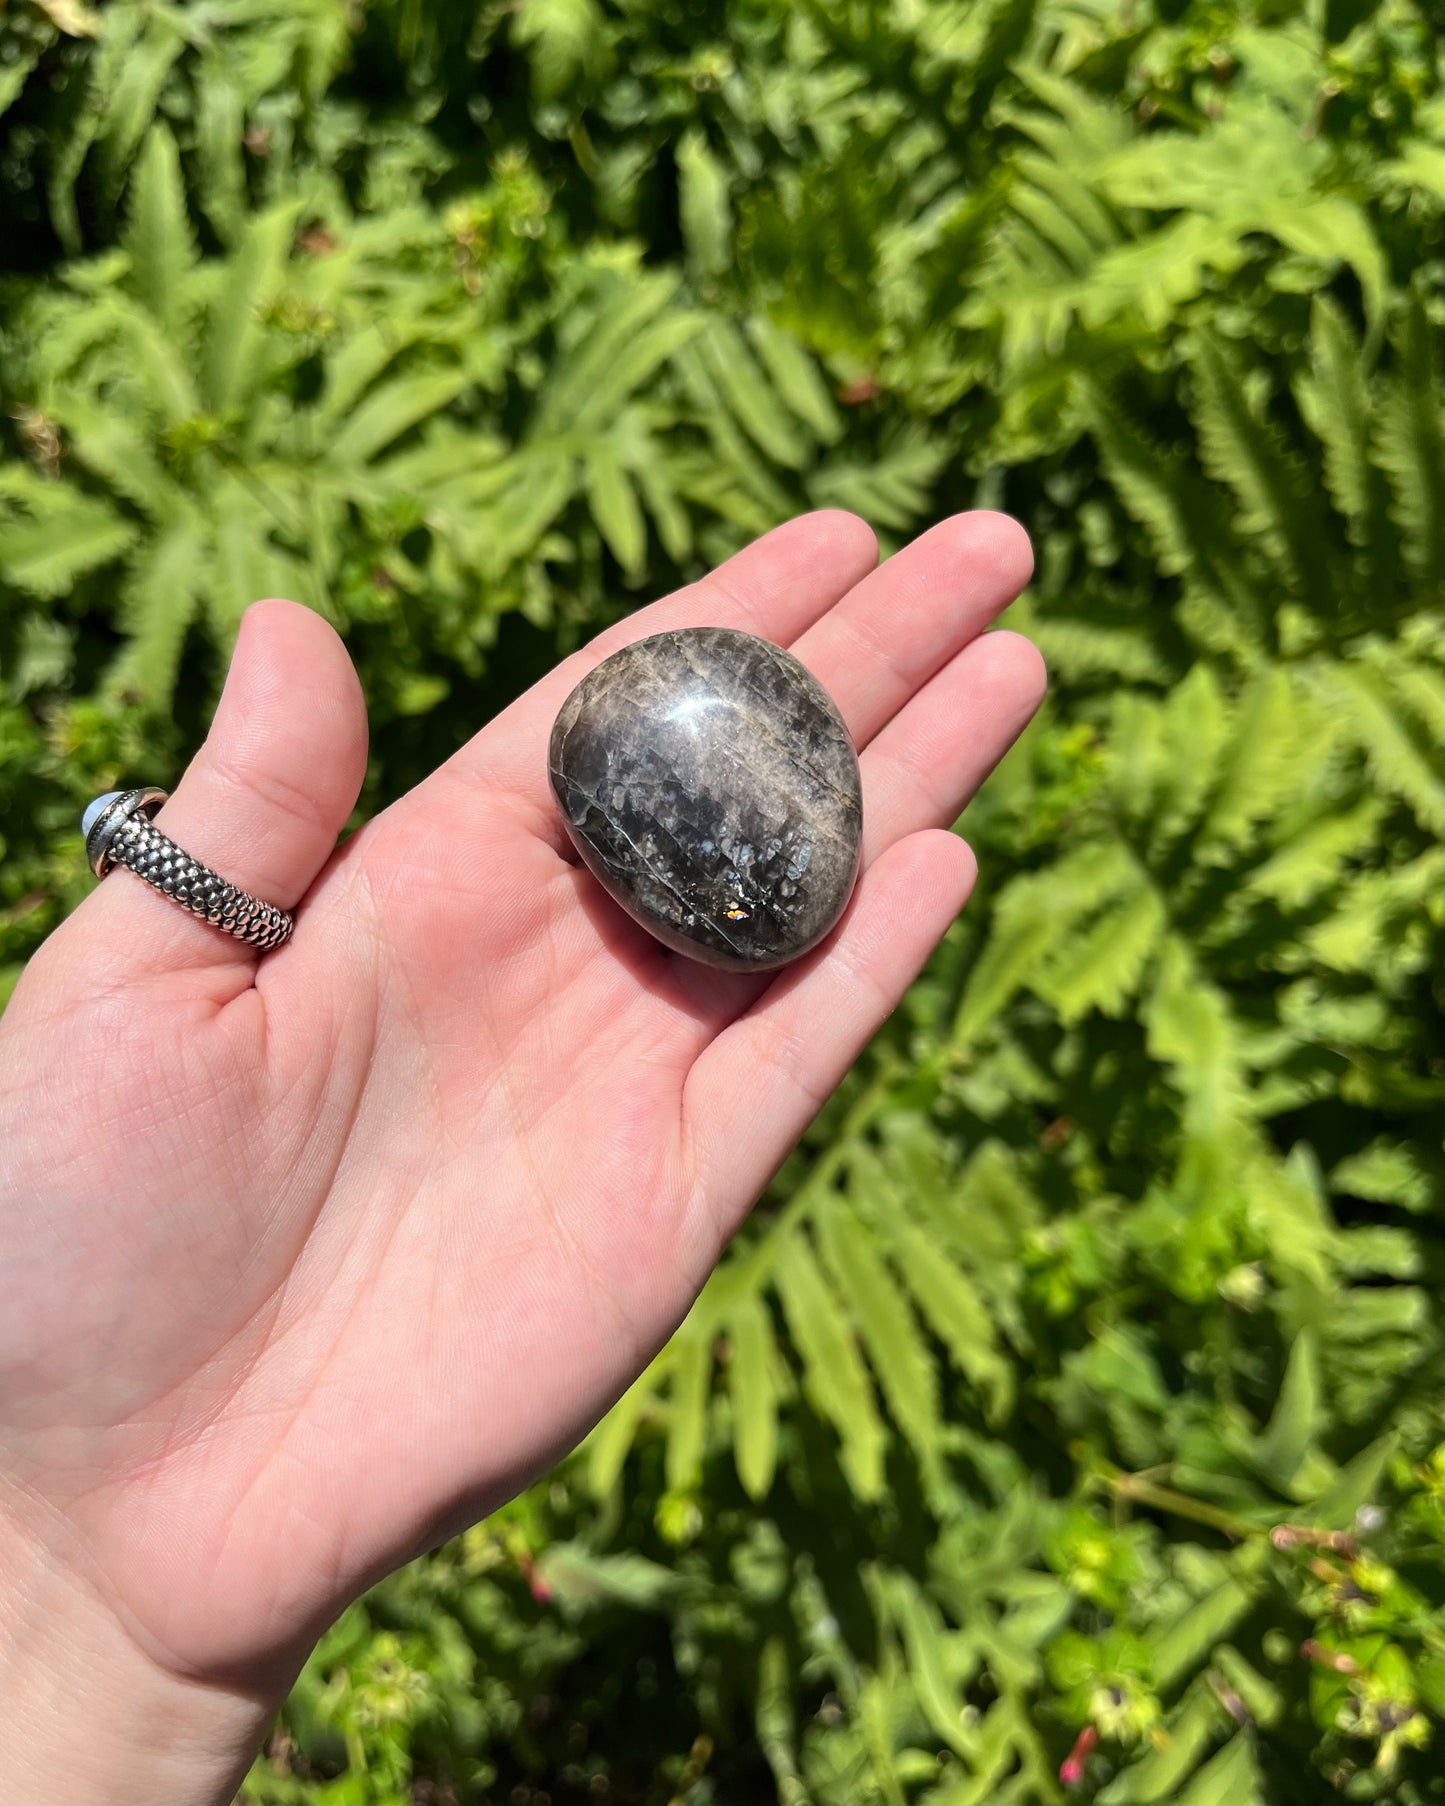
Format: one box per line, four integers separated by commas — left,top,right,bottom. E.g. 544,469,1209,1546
549,626,863,970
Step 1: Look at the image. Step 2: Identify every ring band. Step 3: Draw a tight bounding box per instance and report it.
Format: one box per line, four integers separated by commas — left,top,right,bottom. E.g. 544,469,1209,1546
82,788,294,952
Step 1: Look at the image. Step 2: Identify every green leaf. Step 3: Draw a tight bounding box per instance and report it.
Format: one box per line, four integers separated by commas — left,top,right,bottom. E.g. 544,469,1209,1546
1374,299,1444,595
1152,661,1230,842
756,1637,806,1806
747,317,842,444
728,1296,780,1501
583,445,646,578
957,838,1137,1042
1254,1331,1322,1492
45,3,145,250
1041,881,1164,1024
1331,1141,1434,1214
536,1543,682,1615
207,482,275,635
477,454,577,569
1294,296,1376,538
773,1229,886,1502
0,497,136,597
123,123,196,335
1150,1576,1258,1690
329,369,471,467
1266,196,1387,338
883,1217,1013,1420
533,277,700,439
1245,798,1384,908
106,511,207,704
1145,935,1248,1142
1199,667,1313,855
808,430,950,531
511,0,606,99
636,460,693,564
1175,1731,1264,1806
585,1369,657,1499
664,1325,711,1494
1311,1434,1397,1530
817,1205,941,1476
94,12,185,196
886,1574,974,1759
678,128,732,278
66,404,179,519
1097,1683,1221,1804
1215,1645,1282,1728
194,65,246,244
1188,332,1325,601
0,43,46,122
202,203,297,415
1321,663,1444,834
695,320,810,469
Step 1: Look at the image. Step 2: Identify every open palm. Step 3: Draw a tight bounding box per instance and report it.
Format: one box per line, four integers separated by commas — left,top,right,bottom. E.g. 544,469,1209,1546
0,510,1040,1706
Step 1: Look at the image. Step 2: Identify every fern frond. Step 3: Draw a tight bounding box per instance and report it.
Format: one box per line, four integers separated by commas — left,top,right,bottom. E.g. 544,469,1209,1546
1084,388,1261,651
66,401,183,519
1373,298,1444,597
1199,667,1323,857
663,1324,711,1494
882,1215,1013,1420
46,4,147,250
1145,934,1250,1142
510,0,608,99
727,1295,782,1500
194,63,245,244
534,277,699,438
1293,296,1377,542
123,123,197,335
1041,881,1166,1024
954,838,1137,1042
746,317,842,445
1244,797,1385,908
773,1228,887,1502
1318,663,1444,833
817,1204,942,1480
1187,333,1327,602
694,320,810,470
0,494,136,596
105,510,207,705
1152,662,1231,844
202,203,297,416
329,369,471,467
93,10,186,199
583,443,646,578
585,1364,661,1498
1029,618,1169,684
809,430,950,532
677,128,732,279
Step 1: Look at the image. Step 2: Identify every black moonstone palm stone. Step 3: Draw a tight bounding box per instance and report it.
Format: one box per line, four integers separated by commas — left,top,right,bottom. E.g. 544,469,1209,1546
548,627,863,970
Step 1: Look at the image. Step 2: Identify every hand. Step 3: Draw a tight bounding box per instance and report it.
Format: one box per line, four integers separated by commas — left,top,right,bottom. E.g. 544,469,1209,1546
0,511,1041,1802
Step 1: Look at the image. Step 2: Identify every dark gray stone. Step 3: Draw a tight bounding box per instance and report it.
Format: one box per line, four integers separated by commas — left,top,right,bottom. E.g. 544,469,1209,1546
549,626,863,971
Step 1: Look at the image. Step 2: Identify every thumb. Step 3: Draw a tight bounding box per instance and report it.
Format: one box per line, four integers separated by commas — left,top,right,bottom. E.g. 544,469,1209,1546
68,600,368,990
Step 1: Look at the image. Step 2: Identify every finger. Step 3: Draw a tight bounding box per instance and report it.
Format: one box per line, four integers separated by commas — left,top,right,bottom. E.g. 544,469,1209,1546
683,829,976,1228
72,601,368,989
858,630,1047,864
788,511,1033,749
439,510,879,839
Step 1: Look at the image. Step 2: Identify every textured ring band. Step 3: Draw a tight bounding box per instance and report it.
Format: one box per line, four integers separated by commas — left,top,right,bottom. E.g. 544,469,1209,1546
82,788,294,952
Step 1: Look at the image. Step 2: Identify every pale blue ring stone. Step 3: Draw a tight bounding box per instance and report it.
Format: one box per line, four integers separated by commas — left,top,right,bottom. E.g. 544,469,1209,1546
82,791,128,840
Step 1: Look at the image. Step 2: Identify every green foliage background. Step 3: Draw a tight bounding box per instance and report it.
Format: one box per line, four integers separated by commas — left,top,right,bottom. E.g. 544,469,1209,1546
1,0,1442,1799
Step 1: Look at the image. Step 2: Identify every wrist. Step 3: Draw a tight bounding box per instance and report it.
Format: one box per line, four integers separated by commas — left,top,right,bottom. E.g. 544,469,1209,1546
0,1506,274,1806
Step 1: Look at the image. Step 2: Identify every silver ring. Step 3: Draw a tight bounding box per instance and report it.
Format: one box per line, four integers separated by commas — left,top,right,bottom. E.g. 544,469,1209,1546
82,788,294,952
